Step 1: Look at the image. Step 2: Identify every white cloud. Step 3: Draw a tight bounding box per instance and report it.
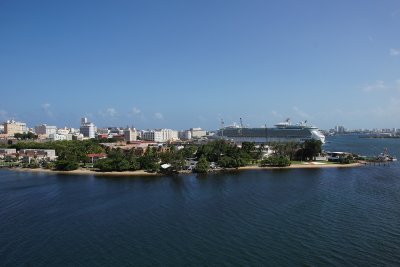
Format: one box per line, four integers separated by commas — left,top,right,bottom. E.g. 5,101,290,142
362,80,386,92
132,107,141,115
369,97,400,118
99,108,117,117
42,103,51,109
292,106,310,119
154,112,164,120
390,48,400,56
106,108,117,117
42,103,53,117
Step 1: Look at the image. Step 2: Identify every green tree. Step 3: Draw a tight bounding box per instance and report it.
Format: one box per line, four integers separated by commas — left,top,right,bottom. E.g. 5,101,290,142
14,132,38,140
127,150,141,171
55,159,79,171
194,155,210,173
260,155,291,167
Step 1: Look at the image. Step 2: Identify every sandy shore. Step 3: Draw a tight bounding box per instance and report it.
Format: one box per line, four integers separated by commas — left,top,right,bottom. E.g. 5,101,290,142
5,162,363,176
239,162,363,170
10,168,161,176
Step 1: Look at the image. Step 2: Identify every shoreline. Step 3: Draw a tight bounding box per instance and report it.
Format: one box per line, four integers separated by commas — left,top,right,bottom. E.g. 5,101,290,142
3,162,363,177
239,162,363,170
7,167,162,176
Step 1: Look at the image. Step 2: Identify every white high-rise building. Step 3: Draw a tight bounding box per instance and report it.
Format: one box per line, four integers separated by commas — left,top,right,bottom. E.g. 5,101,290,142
334,125,345,134
124,127,137,142
80,117,97,138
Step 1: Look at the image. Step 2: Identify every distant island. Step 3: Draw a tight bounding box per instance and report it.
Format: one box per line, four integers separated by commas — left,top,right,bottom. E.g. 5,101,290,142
1,138,366,176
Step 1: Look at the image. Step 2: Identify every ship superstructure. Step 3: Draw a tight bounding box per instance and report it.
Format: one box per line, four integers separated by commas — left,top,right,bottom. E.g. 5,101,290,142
216,119,325,144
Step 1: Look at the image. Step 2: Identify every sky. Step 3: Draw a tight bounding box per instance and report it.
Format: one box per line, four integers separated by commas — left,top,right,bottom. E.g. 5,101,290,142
1,0,400,130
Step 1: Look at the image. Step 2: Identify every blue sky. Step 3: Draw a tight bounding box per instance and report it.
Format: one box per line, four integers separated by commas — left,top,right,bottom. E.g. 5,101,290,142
1,0,400,130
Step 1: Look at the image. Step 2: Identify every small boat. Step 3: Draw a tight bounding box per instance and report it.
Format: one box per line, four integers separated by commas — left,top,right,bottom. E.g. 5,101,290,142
376,148,397,162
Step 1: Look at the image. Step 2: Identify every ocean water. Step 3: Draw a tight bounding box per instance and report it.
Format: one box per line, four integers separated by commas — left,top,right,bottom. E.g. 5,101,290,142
0,136,399,266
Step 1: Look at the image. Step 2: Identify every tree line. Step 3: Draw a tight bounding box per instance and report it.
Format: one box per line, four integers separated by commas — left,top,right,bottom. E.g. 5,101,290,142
4,139,322,173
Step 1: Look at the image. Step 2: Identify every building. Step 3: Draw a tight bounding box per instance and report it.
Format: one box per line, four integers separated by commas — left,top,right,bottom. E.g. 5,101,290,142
19,149,57,162
178,130,192,140
0,149,17,159
87,153,107,164
142,129,178,142
72,133,84,141
334,125,345,134
190,128,207,138
57,128,70,135
80,118,97,138
0,148,17,158
124,127,137,142
142,130,163,142
35,124,57,137
3,120,27,137
49,133,67,141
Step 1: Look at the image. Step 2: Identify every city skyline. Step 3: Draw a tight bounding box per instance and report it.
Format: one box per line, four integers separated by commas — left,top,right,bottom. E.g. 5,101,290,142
1,1,400,129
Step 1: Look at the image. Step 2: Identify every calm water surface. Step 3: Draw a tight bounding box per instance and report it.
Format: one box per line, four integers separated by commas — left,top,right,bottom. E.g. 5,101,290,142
1,136,399,266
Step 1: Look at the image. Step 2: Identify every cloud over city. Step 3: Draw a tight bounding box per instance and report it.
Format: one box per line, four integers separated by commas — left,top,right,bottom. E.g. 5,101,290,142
390,48,400,56
154,112,164,120
41,103,53,117
362,80,387,92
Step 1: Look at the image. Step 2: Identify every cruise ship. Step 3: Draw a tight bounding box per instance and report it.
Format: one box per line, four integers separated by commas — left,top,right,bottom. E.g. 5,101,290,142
216,119,325,144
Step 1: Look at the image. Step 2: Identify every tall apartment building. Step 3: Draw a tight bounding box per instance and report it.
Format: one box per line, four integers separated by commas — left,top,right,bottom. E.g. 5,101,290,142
334,125,345,134
80,118,97,138
3,120,27,137
124,127,137,142
35,124,57,137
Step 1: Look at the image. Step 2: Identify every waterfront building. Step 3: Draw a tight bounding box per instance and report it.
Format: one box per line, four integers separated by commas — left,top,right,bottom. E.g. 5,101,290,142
80,118,97,139
35,124,57,137
124,127,137,142
334,125,345,134
87,153,107,164
0,148,17,159
3,120,27,137
19,149,57,161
